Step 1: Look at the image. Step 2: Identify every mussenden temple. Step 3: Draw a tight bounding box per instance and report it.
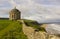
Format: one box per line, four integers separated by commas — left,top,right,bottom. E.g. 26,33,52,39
0,7,21,20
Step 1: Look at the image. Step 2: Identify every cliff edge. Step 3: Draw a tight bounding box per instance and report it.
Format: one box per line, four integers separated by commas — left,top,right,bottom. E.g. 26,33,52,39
21,20,60,39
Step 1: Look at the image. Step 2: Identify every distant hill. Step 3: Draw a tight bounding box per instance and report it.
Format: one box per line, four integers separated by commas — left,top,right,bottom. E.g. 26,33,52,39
0,18,9,20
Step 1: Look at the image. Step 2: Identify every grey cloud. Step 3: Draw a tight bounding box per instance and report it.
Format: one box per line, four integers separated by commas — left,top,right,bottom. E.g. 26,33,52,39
0,0,60,22
33,0,60,5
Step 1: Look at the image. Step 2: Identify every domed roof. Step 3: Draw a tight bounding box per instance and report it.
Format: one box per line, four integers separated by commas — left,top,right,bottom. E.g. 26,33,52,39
10,7,21,13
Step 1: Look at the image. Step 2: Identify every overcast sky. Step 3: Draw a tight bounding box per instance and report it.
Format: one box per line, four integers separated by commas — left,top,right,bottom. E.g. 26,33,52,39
0,0,60,22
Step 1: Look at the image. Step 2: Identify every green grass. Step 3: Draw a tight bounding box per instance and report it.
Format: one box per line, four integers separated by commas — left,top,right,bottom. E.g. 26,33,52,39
0,19,46,39
24,19,46,32
0,20,28,39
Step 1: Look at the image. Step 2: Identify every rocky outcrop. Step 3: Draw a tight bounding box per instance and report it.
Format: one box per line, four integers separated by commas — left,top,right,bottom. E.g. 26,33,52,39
21,20,60,39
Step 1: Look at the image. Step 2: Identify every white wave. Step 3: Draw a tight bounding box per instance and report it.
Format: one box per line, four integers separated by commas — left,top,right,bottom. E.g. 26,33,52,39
46,24,60,34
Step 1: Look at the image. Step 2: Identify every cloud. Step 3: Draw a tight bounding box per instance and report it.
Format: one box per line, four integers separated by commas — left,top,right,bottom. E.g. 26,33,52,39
33,0,60,5
0,0,60,22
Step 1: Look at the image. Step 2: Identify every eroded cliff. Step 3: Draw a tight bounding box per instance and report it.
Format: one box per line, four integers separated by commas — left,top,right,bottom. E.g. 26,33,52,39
22,20,60,39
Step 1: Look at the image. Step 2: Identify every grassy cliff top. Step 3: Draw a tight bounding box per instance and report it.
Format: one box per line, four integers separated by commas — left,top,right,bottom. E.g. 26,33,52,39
0,20,27,39
0,19,46,39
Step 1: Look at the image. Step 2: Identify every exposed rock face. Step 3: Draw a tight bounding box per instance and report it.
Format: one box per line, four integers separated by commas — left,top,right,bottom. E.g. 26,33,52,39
21,20,60,39
23,25,60,39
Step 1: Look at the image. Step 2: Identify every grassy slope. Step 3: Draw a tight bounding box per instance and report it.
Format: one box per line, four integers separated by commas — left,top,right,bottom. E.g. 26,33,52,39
0,20,27,39
24,19,46,32
0,19,46,39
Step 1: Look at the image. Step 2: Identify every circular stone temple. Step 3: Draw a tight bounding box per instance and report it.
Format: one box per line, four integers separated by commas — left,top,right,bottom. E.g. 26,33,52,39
9,7,21,20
